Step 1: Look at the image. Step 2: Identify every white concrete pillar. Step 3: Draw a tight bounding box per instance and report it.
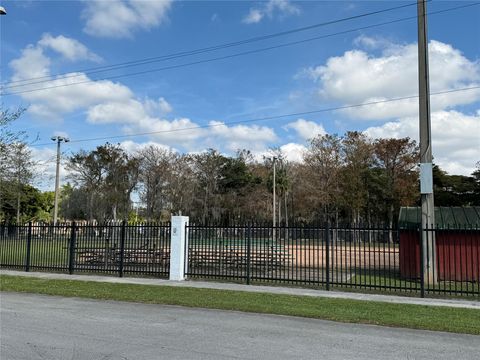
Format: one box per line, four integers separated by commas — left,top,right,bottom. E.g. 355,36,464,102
169,216,189,281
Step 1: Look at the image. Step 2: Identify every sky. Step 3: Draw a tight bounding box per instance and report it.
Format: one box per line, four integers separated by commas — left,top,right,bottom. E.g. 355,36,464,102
0,0,479,191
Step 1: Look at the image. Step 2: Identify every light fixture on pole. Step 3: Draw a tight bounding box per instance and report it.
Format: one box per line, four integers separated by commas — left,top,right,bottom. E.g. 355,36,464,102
51,135,69,225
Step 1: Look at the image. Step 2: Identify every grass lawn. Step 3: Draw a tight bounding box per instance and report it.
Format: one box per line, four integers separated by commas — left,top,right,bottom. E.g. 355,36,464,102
0,239,69,267
345,274,480,297
1,274,479,335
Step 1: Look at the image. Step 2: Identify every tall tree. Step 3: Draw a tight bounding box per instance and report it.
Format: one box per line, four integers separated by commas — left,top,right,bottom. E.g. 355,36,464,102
373,137,419,233
340,131,373,225
303,134,343,223
137,146,178,220
67,144,139,221
0,107,28,222
192,149,227,223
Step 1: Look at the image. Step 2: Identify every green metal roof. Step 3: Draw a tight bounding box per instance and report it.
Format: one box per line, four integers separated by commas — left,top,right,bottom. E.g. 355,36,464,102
398,207,480,229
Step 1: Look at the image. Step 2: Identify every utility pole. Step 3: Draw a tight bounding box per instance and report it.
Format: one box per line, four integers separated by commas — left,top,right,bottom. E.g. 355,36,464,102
51,135,69,225
417,0,436,285
272,157,277,228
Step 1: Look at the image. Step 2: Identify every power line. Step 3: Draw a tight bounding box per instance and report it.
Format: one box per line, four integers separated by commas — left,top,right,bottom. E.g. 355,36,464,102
3,2,477,97
3,1,421,88
28,86,480,147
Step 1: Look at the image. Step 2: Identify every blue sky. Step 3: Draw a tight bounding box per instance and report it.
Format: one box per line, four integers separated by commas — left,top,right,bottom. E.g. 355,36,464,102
1,0,479,190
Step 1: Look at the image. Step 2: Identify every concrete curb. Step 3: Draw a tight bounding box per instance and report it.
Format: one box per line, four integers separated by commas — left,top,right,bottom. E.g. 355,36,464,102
1,270,479,310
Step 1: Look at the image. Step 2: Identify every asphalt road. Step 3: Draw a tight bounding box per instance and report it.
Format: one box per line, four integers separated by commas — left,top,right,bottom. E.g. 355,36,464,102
1,292,479,360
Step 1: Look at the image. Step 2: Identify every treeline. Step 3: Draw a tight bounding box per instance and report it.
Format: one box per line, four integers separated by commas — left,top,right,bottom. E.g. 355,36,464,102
59,132,480,225
1,108,479,224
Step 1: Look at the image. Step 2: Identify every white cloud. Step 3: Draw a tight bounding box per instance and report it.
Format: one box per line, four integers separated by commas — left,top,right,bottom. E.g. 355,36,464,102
23,72,133,119
253,142,307,163
10,35,279,153
9,46,50,81
8,37,133,119
308,39,480,120
82,0,172,39
279,142,307,162
85,95,203,147
353,35,395,50
365,110,480,175
119,140,175,154
208,121,277,151
87,98,151,125
144,97,173,115
87,99,278,151
284,118,326,141
243,9,264,24
38,34,102,62
87,100,203,147
243,0,300,24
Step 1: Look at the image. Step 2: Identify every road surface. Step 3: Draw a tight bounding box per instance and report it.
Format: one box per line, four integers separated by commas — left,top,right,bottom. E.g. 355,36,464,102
1,292,478,359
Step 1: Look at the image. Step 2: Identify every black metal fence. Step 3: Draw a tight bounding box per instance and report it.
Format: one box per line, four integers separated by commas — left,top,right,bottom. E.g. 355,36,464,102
1,222,479,298
185,223,480,297
0,222,171,278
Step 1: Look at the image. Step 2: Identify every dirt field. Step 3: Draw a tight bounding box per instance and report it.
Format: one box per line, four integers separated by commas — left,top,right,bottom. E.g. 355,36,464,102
285,245,399,270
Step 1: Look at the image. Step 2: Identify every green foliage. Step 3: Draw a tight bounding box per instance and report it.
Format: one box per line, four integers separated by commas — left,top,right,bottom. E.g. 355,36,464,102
0,184,53,223
433,164,480,206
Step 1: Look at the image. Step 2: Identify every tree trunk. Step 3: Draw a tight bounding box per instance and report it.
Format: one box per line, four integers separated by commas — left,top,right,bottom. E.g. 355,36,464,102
203,186,208,224
16,193,20,225
278,195,281,225
388,203,394,243
88,191,95,221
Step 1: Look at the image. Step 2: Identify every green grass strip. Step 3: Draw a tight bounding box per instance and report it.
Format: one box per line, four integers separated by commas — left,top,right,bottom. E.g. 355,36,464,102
1,274,479,335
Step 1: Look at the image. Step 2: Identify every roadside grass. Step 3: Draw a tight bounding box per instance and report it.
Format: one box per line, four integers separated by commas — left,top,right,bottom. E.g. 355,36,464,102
1,274,479,335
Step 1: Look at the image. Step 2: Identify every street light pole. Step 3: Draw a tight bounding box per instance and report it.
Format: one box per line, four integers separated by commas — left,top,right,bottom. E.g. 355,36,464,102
417,0,436,285
272,157,277,228
51,135,69,225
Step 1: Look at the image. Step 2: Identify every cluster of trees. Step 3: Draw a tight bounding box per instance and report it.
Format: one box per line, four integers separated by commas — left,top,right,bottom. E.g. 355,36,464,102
1,108,479,225
59,132,480,225
0,108,54,223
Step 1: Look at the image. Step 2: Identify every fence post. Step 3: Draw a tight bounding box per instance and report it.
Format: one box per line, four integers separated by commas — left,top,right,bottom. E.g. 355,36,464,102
119,220,126,278
419,224,425,298
325,222,330,291
246,223,251,285
68,221,77,275
169,216,189,281
25,222,32,272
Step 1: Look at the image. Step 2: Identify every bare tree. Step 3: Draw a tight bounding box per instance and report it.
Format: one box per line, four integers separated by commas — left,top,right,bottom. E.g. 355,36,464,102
303,134,343,223
137,145,177,220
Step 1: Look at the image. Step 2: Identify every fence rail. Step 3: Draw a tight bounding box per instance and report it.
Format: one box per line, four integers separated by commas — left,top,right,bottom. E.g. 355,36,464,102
184,223,479,297
1,222,479,298
0,222,171,278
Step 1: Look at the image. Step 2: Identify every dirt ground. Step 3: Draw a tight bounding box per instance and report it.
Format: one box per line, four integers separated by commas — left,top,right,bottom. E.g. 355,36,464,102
285,245,399,269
